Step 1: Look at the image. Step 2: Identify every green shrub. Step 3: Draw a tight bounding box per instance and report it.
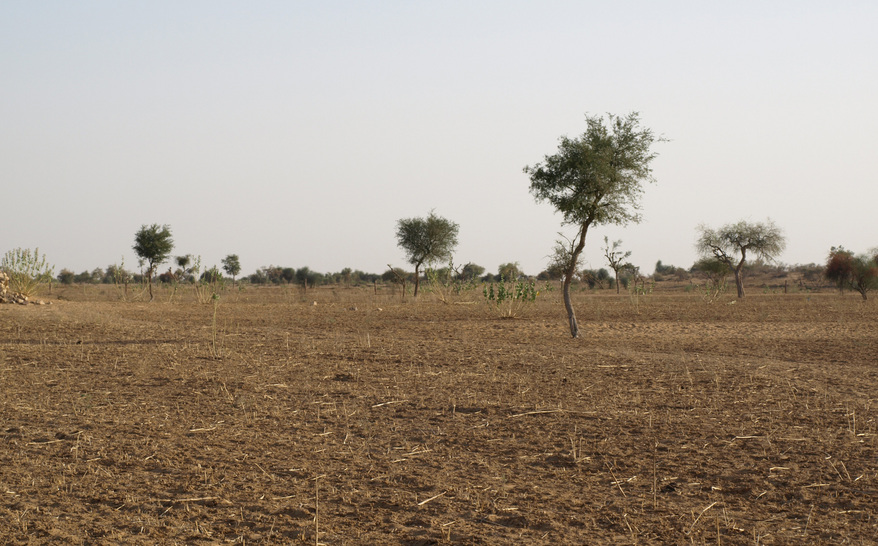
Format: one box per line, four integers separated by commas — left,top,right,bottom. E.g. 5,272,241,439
1,248,55,297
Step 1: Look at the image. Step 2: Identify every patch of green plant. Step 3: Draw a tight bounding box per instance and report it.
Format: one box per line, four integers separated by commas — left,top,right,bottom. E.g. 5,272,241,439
483,279,540,318
632,278,654,296
699,279,728,303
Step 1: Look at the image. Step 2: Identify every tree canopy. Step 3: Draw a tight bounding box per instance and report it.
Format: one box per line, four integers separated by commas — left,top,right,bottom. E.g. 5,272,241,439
695,219,786,298
395,212,459,297
525,112,662,337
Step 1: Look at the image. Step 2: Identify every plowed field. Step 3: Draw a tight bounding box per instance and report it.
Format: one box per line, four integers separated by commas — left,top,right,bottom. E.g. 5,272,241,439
1,285,876,544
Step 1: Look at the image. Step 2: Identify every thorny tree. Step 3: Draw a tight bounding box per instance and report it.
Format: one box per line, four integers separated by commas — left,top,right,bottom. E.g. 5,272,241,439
395,212,459,297
525,112,662,338
133,224,174,302
695,219,786,298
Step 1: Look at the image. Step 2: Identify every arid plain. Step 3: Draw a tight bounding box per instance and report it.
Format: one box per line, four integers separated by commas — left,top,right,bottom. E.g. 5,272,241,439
1,282,876,544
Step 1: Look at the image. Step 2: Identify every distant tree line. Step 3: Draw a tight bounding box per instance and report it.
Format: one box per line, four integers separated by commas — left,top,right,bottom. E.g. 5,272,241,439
247,266,383,287
52,257,840,293
45,217,868,305
58,265,132,285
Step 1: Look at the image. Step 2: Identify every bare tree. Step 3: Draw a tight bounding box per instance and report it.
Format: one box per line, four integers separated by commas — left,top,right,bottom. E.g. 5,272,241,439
603,236,632,294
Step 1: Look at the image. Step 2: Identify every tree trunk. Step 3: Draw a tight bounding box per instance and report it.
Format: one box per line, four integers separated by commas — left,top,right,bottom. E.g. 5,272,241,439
147,266,155,302
733,268,744,298
615,269,621,294
413,264,421,297
563,223,590,338
562,274,579,338
734,254,746,298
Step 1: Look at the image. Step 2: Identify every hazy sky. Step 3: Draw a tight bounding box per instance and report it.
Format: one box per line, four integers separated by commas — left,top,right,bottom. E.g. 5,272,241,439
3,2,876,278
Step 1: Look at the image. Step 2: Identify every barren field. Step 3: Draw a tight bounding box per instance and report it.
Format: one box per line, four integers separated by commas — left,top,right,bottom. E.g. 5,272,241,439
1,284,877,544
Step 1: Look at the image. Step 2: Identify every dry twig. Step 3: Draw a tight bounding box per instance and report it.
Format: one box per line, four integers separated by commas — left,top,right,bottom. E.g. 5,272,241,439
417,491,447,506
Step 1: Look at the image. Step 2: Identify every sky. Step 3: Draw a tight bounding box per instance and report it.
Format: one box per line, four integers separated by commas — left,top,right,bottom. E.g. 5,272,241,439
2,1,876,278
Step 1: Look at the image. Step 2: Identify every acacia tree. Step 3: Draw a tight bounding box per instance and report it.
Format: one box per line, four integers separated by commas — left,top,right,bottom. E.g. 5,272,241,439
222,254,241,285
525,112,662,338
603,236,632,294
395,212,459,297
695,219,786,299
133,224,174,302
825,246,878,300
